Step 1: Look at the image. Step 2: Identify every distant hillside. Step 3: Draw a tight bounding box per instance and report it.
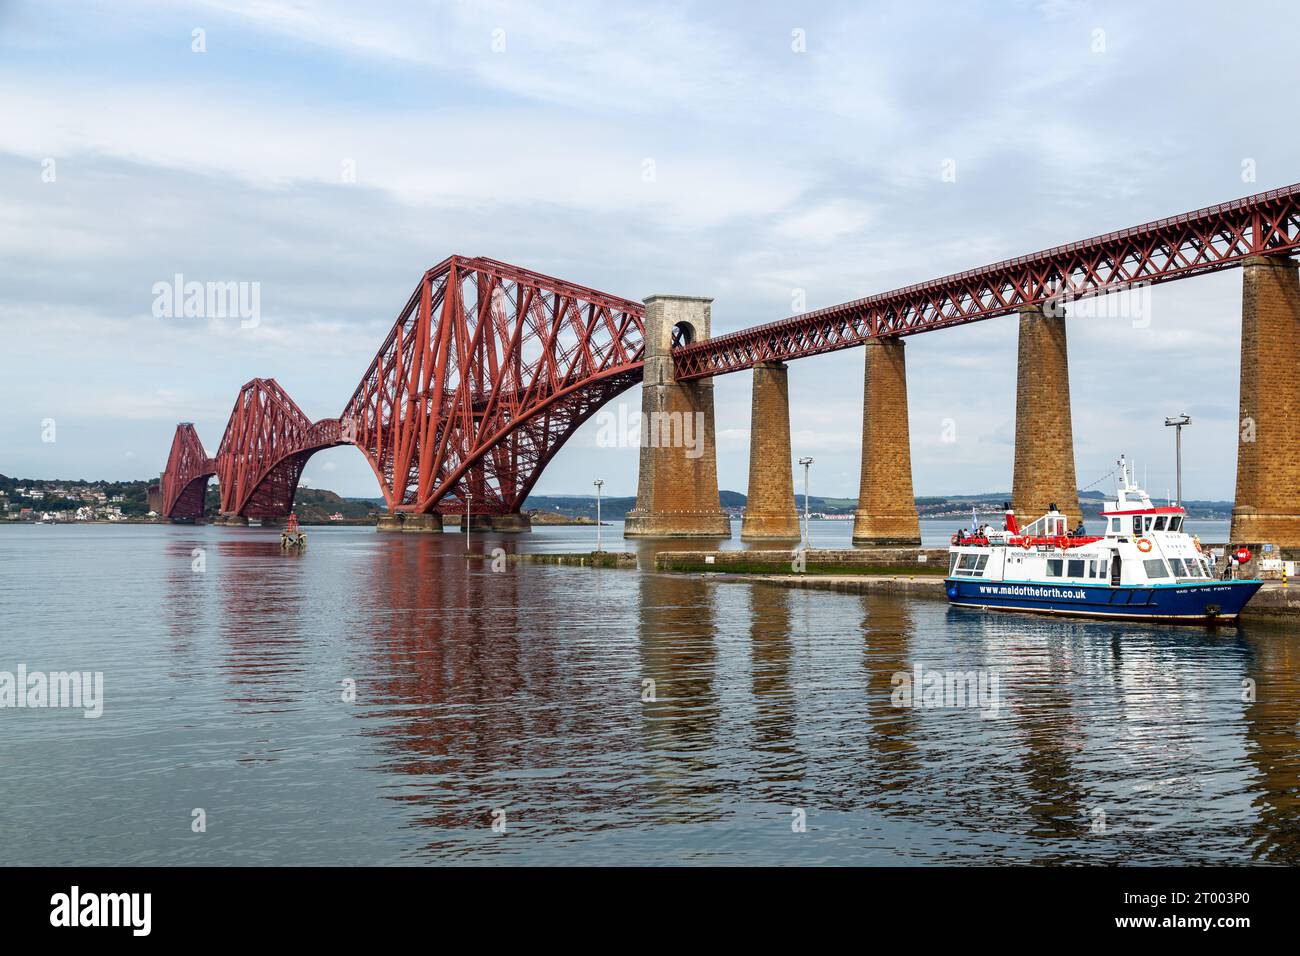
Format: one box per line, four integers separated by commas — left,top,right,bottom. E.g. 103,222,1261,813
292,488,382,523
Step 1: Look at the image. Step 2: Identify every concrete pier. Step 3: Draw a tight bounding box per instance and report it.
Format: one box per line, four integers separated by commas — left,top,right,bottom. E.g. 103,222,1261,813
1231,256,1300,547
740,361,800,540
624,294,731,538
1011,305,1081,527
375,513,443,533
852,338,921,546
467,513,532,533
215,514,249,527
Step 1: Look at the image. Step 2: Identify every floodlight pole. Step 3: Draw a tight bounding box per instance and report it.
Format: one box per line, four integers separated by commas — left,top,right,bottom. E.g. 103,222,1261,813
1164,414,1191,505
798,457,814,549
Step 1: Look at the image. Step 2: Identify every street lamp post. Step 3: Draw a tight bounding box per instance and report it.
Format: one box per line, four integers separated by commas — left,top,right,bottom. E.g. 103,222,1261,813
593,479,603,553
1164,414,1191,505
798,457,814,550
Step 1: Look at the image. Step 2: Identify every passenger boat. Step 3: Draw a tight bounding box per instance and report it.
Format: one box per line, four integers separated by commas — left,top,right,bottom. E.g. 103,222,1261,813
945,456,1261,624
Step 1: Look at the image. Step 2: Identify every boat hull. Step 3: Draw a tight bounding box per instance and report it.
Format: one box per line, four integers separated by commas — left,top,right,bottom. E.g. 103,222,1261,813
945,578,1263,624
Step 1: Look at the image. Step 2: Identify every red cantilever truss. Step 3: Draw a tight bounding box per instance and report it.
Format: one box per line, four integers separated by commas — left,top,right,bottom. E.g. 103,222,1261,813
159,380,349,520
343,256,645,514
673,181,1300,380
160,423,217,520
159,182,1300,520
159,258,645,520
214,378,348,518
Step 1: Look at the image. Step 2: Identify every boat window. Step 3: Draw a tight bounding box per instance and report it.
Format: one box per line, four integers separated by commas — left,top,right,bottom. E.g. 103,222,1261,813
958,553,980,573
949,553,959,575
1168,516,1182,532
1144,516,1154,532
1153,516,1167,531
1067,559,1085,578
1143,558,1170,579
1046,559,1063,577
1168,557,1186,577
975,554,989,571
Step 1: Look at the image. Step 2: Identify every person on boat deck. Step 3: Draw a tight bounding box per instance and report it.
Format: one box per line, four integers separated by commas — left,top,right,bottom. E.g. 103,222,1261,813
1074,521,1085,537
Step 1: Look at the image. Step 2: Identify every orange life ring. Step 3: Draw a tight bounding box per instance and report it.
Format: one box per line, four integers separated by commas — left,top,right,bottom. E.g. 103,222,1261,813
1137,538,1153,553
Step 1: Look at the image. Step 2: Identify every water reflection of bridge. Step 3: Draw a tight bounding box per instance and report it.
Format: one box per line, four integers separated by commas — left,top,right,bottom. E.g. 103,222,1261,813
160,532,1300,863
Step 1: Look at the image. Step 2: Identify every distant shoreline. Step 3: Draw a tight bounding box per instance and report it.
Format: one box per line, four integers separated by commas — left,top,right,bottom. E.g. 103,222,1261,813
1,516,604,528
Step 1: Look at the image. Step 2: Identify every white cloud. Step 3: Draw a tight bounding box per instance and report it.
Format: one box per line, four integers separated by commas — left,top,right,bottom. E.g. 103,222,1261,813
771,199,875,244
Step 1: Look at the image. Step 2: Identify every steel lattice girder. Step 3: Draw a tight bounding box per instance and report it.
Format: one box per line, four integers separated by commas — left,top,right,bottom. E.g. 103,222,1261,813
157,260,643,521
672,181,1300,380
159,380,346,520
213,378,346,517
341,255,645,514
161,423,217,519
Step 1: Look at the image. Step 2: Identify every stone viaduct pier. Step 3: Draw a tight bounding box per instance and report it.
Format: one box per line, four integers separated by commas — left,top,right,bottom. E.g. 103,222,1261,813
626,186,1300,551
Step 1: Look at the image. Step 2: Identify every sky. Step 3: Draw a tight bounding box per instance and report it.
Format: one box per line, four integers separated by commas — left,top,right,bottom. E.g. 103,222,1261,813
2,0,1297,502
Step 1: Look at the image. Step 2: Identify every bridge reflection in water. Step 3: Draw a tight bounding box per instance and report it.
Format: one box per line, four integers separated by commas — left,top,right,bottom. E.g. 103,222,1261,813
140,527,1300,865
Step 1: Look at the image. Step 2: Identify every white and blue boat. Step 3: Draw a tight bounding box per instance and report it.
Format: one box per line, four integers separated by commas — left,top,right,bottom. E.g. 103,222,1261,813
945,456,1261,624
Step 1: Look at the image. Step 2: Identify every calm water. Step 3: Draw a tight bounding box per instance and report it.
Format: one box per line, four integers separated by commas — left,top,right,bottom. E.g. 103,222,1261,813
1,522,1296,866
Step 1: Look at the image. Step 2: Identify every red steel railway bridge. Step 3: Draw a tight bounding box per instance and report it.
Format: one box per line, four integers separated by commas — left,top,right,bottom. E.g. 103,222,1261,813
158,182,1300,546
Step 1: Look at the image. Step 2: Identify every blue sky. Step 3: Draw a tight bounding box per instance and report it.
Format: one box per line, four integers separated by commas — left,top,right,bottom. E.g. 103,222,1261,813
2,0,1297,501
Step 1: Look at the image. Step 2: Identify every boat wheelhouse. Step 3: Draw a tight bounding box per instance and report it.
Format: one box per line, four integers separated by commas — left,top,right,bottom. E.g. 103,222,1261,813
944,456,1261,624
